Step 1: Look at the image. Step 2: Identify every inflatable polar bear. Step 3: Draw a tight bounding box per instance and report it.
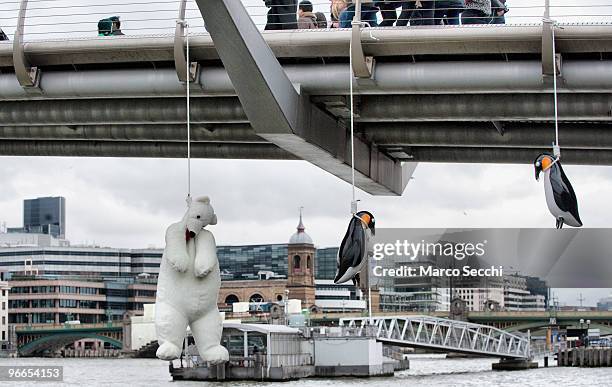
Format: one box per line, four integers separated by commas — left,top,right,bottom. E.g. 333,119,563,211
155,196,229,364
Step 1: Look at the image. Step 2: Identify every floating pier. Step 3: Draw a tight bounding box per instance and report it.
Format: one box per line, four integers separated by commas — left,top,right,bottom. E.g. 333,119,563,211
170,323,409,381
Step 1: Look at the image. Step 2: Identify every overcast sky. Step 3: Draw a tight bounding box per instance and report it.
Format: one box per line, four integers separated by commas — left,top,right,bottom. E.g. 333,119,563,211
1,157,611,306
1,1,611,305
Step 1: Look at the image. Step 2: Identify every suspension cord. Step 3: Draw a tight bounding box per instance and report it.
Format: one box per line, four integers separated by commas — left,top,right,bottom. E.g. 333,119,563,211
551,23,561,159
349,35,356,214
185,22,192,204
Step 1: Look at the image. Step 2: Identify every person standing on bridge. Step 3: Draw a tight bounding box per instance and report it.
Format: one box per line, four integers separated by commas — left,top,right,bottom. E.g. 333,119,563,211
297,1,319,29
461,0,492,24
434,0,465,25
374,1,405,27
109,16,125,36
490,0,509,24
97,16,125,36
339,1,380,28
264,0,298,30
329,0,349,28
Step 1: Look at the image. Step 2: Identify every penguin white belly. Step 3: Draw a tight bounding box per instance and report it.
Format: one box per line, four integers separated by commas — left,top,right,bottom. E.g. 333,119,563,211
336,257,367,284
543,171,576,223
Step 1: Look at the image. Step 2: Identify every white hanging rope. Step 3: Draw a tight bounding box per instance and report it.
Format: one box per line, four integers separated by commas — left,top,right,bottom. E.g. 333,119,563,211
349,34,357,215
551,24,561,159
185,21,192,205
350,13,377,326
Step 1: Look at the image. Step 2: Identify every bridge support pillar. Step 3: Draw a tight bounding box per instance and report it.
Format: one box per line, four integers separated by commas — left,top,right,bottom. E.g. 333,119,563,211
492,358,538,371
193,0,412,195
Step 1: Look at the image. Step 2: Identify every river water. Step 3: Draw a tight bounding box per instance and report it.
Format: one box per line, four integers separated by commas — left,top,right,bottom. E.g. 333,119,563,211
0,355,610,386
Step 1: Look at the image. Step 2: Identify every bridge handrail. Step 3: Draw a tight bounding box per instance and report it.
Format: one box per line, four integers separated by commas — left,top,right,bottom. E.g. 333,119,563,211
15,322,122,332
340,315,531,359
0,0,610,42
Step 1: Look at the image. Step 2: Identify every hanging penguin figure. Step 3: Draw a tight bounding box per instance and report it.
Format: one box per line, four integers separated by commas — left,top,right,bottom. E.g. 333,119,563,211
534,153,582,229
334,211,375,286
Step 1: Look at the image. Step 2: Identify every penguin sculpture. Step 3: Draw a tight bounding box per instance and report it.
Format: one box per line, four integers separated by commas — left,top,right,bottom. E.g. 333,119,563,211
334,211,376,286
534,153,582,229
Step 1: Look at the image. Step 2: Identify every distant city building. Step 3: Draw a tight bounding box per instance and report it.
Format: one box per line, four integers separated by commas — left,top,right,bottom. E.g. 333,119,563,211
0,232,67,248
375,250,451,312
0,247,162,279
373,242,548,312
218,214,368,312
314,247,339,280
0,271,10,351
8,197,66,239
0,245,340,281
217,244,288,281
7,277,156,325
0,211,365,324
524,276,549,308
597,294,612,311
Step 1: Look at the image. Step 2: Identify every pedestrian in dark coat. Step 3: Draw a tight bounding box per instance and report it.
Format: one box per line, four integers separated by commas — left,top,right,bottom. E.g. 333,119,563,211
264,0,298,30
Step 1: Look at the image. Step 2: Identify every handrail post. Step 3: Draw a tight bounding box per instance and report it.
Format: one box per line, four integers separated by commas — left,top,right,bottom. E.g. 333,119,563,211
13,0,41,91
542,0,560,76
175,0,199,83
350,0,375,79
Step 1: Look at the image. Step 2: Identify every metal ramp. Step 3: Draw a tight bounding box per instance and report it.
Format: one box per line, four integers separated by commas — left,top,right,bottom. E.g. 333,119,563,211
340,316,531,359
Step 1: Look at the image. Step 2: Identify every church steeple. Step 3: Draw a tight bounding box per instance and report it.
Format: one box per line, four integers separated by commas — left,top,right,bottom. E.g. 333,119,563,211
289,207,312,245
297,207,305,233
287,207,316,306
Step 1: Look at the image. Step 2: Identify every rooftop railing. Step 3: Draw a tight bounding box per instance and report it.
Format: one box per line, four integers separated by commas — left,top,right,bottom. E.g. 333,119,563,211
0,0,610,43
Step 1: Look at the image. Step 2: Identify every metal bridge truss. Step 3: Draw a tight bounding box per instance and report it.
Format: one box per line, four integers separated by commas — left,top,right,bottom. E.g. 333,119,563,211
340,316,531,359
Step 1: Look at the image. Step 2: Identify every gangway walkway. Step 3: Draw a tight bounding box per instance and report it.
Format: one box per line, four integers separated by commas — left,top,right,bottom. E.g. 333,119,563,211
340,315,531,359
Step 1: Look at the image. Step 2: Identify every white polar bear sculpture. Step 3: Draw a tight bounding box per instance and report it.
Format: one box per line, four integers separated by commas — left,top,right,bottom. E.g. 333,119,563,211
155,196,229,364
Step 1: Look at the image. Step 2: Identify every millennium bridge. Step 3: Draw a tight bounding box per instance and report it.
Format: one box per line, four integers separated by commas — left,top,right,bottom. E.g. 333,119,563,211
0,0,611,195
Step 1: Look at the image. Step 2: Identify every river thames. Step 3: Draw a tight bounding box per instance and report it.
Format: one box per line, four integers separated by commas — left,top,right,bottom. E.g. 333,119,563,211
0,355,610,386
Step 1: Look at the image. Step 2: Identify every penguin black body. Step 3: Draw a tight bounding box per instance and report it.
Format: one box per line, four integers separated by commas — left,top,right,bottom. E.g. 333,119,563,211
334,211,375,286
534,153,582,229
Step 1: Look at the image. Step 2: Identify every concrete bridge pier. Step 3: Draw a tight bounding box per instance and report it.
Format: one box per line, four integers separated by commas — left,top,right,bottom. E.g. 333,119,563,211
492,358,538,371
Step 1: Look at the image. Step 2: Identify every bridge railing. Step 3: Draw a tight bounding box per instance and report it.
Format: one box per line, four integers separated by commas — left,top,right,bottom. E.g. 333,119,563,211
340,315,532,359
15,322,122,332
0,0,610,43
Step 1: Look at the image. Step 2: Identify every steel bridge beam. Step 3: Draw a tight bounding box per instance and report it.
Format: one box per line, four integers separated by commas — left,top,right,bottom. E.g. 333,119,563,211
3,61,612,100
0,124,264,143
0,140,296,160
192,0,411,196
3,94,612,126
2,122,611,150
357,93,612,122
400,147,612,165
361,123,612,149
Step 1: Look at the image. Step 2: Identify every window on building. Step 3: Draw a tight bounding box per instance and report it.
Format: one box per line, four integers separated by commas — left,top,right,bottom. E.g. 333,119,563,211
31,299,54,308
224,295,239,304
1,302,4,310
59,299,77,308
293,255,301,270
306,256,311,269
79,287,97,295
